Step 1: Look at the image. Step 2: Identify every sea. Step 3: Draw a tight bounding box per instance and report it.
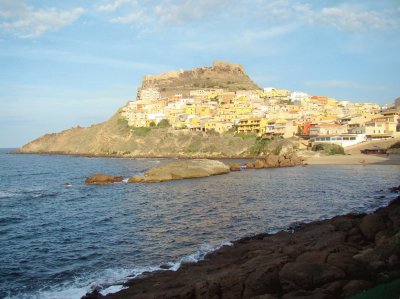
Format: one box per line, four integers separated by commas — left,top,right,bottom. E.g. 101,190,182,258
0,148,399,299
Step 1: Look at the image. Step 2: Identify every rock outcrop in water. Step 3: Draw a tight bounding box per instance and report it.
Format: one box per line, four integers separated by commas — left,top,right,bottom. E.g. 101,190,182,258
128,159,230,183
246,153,304,169
83,188,400,299
85,174,123,185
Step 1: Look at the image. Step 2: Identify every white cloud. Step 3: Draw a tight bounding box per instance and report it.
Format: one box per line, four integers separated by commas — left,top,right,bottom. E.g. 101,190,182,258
319,6,398,32
95,0,138,12
154,0,232,25
254,1,399,32
0,0,85,38
111,10,148,24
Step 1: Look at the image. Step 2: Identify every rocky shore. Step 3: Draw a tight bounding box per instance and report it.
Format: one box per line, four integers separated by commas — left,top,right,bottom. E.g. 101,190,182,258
83,188,400,299
84,155,303,184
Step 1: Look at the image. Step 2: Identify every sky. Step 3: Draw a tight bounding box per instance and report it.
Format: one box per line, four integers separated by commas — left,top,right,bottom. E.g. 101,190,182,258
0,0,399,147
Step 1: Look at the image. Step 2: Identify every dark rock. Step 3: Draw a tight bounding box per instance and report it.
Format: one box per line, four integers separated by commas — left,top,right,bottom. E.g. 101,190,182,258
279,262,345,291
312,232,346,250
359,214,385,241
281,289,332,299
326,253,367,279
341,280,373,298
296,251,329,264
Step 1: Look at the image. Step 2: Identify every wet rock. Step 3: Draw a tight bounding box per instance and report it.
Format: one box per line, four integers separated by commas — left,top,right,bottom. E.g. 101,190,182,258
127,176,144,183
246,162,255,169
227,162,241,171
265,154,280,167
84,173,123,185
254,159,266,169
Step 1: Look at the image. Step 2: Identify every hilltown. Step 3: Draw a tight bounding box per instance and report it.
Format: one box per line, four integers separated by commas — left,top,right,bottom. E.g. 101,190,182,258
120,87,400,148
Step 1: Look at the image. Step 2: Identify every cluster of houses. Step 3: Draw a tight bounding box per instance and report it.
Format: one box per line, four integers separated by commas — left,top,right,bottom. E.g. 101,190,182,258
120,87,400,148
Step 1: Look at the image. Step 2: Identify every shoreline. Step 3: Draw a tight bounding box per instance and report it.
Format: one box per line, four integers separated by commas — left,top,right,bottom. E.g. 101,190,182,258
13,150,400,165
83,190,400,299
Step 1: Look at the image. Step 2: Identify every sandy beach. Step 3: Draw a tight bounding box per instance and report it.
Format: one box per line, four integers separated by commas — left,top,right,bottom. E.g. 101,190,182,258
306,153,400,165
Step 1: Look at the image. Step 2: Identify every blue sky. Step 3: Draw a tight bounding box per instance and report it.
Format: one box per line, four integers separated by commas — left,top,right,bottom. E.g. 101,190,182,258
0,0,399,147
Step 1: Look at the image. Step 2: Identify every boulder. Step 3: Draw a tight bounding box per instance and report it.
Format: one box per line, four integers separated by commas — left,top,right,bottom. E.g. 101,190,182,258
254,159,266,169
279,262,345,291
128,159,230,183
246,162,255,169
84,173,123,185
127,176,144,183
265,154,280,167
359,214,386,241
341,280,373,298
227,162,241,171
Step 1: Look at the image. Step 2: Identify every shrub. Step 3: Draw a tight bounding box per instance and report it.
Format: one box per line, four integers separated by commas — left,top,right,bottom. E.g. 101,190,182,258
132,127,152,137
157,119,170,128
312,143,344,155
116,118,131,135
249,139,270,155
234,132,257,140
207,129,219,136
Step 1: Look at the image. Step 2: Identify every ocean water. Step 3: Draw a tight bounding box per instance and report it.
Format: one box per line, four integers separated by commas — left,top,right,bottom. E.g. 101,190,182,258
0,149,399,299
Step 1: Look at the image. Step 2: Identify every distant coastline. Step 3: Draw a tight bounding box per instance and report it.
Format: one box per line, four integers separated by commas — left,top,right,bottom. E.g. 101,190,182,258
13,149,400,165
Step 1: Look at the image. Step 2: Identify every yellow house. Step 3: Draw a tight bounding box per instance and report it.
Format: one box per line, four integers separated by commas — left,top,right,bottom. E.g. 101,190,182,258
185,105,196,115
196,105,212,116
173,121,187,129
237,118,262,134
365,112,399,138
234,107,253,115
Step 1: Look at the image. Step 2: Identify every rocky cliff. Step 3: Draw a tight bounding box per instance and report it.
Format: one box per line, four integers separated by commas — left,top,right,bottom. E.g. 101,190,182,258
140,60,259,97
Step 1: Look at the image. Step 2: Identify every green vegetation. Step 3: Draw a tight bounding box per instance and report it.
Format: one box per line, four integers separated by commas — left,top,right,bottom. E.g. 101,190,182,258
248,139,270,155
389,141,400,149
349,278,400,299
157,119,170,128
116,117,131,135
131,127,152,137
186,142,201,153
312,143,345,155
206,129,219,136
234,132,257,140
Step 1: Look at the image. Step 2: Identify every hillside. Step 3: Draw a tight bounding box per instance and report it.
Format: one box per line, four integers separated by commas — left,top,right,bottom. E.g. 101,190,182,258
140,61,259,97
18,112,276,158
